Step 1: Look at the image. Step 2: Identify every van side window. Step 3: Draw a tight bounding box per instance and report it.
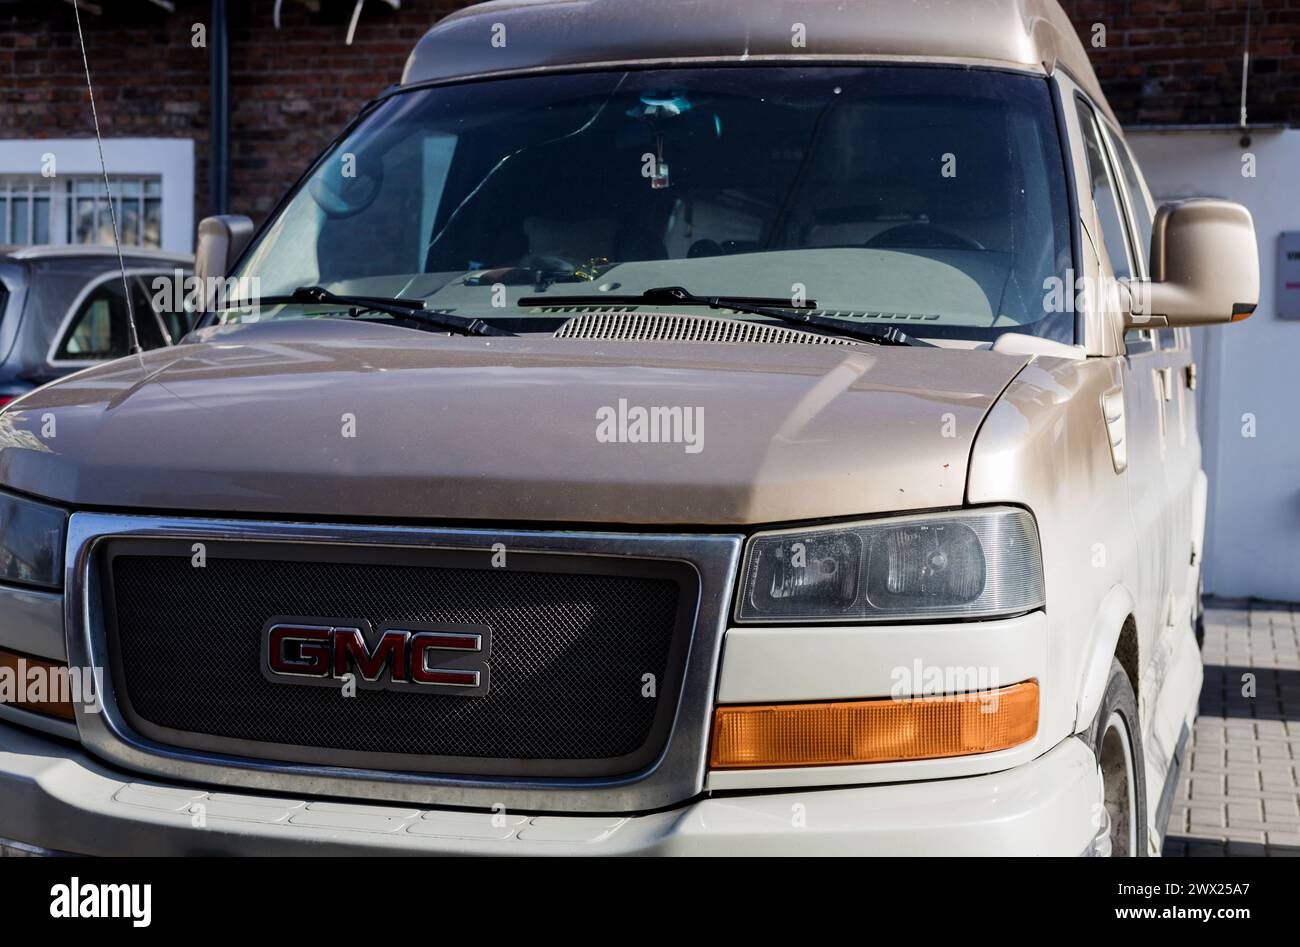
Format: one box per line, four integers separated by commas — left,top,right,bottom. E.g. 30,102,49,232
1075,100,1132,280
1104,127,1154,276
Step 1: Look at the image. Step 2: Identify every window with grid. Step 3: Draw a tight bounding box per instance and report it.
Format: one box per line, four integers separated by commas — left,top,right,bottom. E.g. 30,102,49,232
0,176,162,248
0,177,51,245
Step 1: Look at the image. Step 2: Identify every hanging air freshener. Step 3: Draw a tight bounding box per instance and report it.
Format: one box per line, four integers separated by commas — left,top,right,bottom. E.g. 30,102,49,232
652,132,670,189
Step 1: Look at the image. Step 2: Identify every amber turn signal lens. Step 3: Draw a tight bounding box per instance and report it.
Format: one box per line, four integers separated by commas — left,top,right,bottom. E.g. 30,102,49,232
710,681,1038,769
0,648,77,721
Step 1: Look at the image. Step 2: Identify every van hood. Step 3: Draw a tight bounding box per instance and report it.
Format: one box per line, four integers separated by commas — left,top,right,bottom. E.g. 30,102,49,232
0,320,1028,525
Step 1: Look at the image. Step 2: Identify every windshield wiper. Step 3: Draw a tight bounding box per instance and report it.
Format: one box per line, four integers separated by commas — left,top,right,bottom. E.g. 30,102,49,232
518,286,930,346
253,286,517,337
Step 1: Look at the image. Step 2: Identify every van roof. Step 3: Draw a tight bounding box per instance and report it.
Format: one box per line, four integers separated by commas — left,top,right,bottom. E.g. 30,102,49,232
402,0,1113,121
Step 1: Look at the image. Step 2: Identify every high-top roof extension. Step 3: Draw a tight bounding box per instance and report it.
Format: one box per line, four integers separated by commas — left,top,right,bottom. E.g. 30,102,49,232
402,0,1111,121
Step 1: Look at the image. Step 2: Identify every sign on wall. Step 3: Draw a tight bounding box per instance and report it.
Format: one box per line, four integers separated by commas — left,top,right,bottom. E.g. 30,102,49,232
1281,232,1300,319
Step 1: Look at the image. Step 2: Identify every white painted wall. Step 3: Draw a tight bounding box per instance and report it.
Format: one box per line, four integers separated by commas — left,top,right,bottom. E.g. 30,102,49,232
0,138,194,253
1128,128,1300,602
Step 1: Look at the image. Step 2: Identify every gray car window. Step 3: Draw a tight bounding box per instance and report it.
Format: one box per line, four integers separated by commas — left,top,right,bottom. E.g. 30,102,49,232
54,277,167,361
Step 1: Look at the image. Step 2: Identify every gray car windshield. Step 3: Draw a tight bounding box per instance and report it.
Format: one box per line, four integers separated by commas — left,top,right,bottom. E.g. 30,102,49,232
229,66,1074,343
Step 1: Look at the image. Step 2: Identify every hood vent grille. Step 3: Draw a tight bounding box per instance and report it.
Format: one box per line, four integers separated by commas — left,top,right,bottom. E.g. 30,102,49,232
553,311,859,345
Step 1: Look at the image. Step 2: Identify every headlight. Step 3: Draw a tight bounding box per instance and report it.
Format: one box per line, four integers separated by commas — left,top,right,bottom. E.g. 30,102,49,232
737,507,1043,623
0,490,67,590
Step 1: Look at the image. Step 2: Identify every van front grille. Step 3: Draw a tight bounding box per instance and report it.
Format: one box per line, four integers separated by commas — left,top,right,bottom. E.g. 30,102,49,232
103,542,694,778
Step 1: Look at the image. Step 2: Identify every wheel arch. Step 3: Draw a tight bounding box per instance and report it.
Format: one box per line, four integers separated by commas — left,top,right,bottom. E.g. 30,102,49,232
1074,583,1139,732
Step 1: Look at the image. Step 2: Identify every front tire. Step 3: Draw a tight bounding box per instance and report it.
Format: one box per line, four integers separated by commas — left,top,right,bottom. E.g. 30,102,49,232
1194,575,1205,649
1087,658,1148,856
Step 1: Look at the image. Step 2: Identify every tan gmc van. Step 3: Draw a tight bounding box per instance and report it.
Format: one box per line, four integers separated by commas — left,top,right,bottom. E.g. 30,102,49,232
0,0,1259,856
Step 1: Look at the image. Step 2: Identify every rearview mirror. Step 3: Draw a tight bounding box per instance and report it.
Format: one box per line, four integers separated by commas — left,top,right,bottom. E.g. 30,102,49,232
1127,199,1259,329
194,214,255,299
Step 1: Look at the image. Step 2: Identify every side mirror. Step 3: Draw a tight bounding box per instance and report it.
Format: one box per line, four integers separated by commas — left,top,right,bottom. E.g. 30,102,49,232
1127,199,1259,329
194,214,255,300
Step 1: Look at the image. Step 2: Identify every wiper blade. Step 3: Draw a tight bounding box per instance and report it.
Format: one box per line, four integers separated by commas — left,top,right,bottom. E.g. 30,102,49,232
518,286,929,346
520,287,816,309
290,286,517,337
255,286,517,337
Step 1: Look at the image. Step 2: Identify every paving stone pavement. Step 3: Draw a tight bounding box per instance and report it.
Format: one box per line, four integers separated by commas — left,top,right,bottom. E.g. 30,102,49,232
1163,601,1300,857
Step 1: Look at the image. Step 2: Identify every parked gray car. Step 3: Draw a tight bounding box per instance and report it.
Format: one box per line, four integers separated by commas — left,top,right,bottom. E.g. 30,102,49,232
0,245,193,409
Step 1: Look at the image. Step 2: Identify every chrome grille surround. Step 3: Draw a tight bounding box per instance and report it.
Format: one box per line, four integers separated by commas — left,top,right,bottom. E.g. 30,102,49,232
65,513,742,813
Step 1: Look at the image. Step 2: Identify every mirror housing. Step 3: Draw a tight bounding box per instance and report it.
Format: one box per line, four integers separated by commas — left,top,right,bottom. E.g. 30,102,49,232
194,214,255,296
1127,199,1259,329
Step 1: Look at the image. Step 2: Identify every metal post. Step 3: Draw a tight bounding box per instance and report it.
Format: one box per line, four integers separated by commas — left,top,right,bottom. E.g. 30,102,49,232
209,0,230,216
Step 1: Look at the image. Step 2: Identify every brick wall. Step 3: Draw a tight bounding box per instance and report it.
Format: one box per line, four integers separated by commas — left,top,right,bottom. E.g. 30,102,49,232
1,0,1296,231
0,0,472,225
1058,0,1299,126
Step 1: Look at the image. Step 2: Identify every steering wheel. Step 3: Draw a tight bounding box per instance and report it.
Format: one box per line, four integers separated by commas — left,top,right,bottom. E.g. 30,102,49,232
308,161,384,219
519,253,586,274
865,223,984,251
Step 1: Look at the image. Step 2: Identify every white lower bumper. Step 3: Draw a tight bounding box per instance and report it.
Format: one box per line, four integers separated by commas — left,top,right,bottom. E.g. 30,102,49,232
0,720,1101,856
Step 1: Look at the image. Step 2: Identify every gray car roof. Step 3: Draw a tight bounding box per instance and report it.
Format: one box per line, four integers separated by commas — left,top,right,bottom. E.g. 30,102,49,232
0,244,193,265
402,0,1114,122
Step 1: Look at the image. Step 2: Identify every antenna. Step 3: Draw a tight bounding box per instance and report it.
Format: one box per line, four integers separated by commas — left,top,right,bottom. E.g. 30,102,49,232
71,0,142,356
1239,0,1253,130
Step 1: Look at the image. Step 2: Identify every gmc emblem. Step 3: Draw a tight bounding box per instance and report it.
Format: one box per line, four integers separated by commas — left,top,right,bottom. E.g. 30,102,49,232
261,617,492,697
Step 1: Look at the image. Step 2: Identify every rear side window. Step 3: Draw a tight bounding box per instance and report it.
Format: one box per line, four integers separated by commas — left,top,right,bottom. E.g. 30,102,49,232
1075,100,1132,280
54,276,168,362
139,272,193,342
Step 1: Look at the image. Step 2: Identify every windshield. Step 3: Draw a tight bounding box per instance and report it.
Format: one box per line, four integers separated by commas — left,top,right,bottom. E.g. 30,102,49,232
229,66,1074,342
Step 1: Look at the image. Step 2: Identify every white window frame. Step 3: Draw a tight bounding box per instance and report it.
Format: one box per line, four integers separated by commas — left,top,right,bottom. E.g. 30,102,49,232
0,139,194,254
